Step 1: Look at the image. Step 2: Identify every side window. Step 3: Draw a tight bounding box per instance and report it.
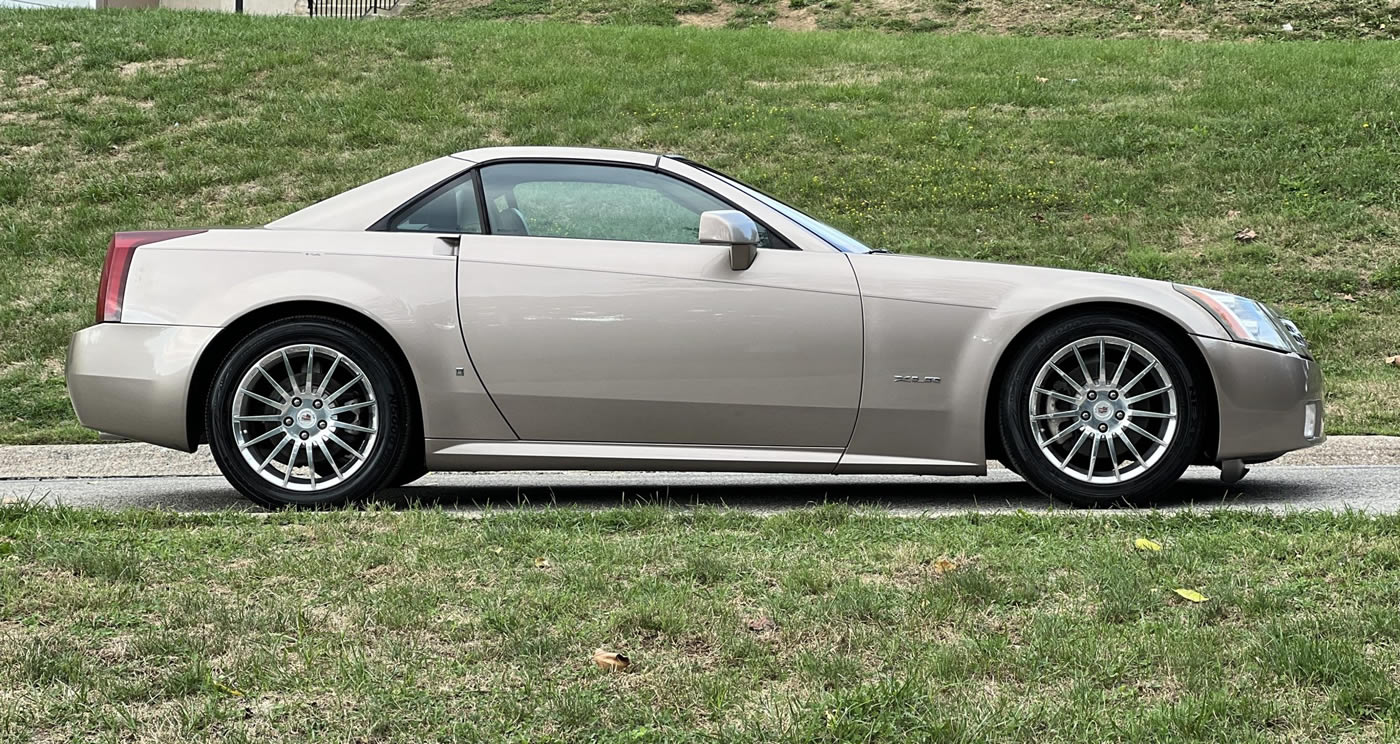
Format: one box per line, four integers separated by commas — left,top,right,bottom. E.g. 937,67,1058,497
387,174,482,234
479,162,786,248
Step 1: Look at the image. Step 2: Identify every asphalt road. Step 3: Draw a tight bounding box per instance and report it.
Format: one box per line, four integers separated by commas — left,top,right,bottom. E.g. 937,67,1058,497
2,438,1398,514
4,464,1400,515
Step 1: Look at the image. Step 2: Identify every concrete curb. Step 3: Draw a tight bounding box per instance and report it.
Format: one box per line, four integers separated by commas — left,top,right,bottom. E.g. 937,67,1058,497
3,436,1399,479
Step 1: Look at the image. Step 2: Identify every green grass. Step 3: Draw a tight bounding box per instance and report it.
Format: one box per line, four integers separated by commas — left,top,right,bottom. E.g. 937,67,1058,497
1,10,1398,443
3,505,1400,741
404,0,1400,39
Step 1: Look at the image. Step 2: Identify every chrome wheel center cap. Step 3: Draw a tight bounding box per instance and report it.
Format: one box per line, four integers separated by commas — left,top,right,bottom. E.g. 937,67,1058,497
1093,402,1114,420
296,409,318,429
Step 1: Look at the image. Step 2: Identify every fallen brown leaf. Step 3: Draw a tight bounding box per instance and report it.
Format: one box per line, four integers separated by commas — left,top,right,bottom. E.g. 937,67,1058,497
1226,209,1241,218
1337,293,1357,302
1386,355,1400,368
933,557,960,575
533,556,552,569
591,649,630,672
1234,228,1257,242
746,616,777,633
1034,76,1049,83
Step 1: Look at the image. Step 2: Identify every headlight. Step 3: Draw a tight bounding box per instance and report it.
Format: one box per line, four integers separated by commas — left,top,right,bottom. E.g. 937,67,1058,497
1174,284,1293,352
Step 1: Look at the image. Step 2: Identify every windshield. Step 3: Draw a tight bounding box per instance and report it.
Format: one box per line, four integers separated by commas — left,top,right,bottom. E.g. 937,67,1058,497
696,167,874,254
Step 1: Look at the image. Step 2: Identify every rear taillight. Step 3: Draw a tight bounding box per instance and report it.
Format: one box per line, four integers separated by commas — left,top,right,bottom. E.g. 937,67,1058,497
96,230,205,323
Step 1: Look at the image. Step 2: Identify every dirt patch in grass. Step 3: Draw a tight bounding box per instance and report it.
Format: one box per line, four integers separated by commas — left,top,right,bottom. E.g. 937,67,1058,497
14,74,47,92
678,4,732,28
118,57,192,78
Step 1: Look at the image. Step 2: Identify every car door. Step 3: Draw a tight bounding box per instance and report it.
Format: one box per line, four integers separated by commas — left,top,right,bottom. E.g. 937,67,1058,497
454,160,863,450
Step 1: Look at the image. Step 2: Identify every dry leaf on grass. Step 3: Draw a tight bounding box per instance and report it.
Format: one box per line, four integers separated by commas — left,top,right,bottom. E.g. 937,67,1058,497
1034,76,1049,83
591,649,630,672
1173,588,1208,603
933,557,960,575
746,616,777,633
213,680,244,697
1233,228,1257,242
1134,538,1163,552
1386,355,1400,368
533,556,551,569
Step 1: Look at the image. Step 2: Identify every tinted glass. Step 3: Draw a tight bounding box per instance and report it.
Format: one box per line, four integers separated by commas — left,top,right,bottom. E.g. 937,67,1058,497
388,174,482,234
479,162,783,248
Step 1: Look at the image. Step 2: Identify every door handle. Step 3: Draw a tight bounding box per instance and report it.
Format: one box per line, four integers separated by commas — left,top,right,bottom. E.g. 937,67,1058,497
434,235,460,256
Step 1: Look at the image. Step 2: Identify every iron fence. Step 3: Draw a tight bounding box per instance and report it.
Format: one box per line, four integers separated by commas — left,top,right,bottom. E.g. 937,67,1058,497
307,0,396,18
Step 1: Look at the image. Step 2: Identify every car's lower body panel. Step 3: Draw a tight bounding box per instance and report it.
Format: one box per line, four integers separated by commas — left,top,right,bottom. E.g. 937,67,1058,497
425,439,983,475
1198,337,1325,461
66,323,218,452
425,440,845,473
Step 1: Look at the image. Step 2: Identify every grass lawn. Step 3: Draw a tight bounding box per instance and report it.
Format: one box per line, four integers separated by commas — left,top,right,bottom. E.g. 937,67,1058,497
403,0,1400,40
1,10,1398,443
2,505,1399,741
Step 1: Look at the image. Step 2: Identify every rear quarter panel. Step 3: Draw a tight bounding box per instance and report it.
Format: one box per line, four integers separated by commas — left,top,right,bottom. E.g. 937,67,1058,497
120,229,515,442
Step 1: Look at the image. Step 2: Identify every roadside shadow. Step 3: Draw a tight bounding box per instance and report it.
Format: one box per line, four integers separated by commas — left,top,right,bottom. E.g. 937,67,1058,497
372,468,1320,513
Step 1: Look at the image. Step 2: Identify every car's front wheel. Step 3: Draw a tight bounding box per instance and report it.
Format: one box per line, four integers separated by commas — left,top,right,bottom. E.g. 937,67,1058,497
998,312,1204,507
207,316,412,509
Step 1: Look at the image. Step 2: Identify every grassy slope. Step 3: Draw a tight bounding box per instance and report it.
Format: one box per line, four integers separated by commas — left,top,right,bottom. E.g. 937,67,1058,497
1,10,1398,443
404,0,1400,39
3,506,1400,741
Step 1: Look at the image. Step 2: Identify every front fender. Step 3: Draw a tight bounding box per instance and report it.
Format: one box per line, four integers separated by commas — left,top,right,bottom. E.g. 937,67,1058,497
840,254,1230,470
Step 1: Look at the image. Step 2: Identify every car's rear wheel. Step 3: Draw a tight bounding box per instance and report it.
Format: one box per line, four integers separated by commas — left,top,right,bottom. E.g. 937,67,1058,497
998,312,1203,507
207,316,412,509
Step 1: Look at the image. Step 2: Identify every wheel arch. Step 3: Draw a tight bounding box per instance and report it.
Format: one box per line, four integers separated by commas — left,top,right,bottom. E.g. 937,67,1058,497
981,301,1219,466
185,300,425,468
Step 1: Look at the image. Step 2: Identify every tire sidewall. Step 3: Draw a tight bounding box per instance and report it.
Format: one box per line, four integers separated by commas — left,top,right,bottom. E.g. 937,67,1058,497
207,318,410,508
999,313,1203,506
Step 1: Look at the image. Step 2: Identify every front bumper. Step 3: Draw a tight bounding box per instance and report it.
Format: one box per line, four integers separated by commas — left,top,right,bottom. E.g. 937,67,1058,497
1197,336,1325,462
66,323,220,452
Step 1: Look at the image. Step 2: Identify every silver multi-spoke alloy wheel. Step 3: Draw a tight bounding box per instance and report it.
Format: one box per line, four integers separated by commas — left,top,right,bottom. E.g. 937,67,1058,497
1028,335,1178,484
231,343,379,492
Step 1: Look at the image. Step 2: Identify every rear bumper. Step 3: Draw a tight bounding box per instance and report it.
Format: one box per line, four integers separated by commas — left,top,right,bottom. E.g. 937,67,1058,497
66,324,219,452
1198,337,1325,462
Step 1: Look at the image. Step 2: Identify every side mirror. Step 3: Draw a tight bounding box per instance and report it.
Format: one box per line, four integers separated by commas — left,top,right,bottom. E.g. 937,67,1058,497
699,210,759,271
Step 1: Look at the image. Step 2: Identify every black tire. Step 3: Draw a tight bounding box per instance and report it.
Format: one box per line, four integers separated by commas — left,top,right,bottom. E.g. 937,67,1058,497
997,312,1204,507
207,316,413,509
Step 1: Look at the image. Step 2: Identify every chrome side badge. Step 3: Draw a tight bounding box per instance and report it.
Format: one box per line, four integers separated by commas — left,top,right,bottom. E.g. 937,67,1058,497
893,375,941,384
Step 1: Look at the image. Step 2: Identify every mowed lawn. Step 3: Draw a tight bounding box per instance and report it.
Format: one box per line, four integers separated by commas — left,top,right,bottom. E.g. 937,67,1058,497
1,10,1399,443
3,506,1400,741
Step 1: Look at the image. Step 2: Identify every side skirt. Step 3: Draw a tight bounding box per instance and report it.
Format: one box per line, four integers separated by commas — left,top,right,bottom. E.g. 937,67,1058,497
424,439,986,476
425,439,842,473
834,453,985,476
